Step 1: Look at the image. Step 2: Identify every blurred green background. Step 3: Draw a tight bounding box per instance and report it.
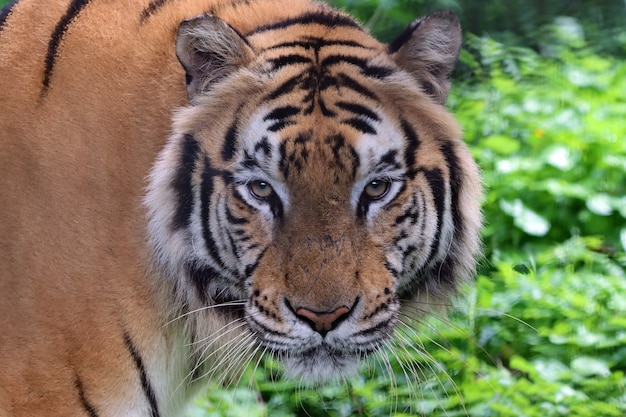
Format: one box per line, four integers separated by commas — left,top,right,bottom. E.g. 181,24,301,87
2,0,625,416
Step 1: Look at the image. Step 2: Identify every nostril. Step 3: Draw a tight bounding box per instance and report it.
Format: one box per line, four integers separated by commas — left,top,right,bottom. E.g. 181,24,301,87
294,305,351,337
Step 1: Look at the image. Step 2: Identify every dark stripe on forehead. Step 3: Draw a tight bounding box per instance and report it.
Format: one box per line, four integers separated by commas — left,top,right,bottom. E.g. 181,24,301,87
171,134,200,230
41,0,92,96
268,54,312,70
321,55,393,79
336,101,380,121
264,37,372,52
245,11,362,36
264,105,300,132
0,0,19,30
325,133,360,182
324,73,377,100
266,72,306,100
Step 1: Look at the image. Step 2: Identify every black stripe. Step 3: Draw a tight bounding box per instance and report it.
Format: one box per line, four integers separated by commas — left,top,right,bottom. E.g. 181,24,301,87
378,150,401,170
245,11,362,37
123,331,161,417
266,72,306,100
361,64,395,79
200,158,224,267
244,248,266,277
268,54,312,70
221,116,240,162
199,160,241,274
321,54,366,69
42,0,91,96
320,55,394,79
264,105,300,131
355,317,394,337
318,97,336,117
75,375,99,417
0,0,19,30
225,204,249,225
342,117,376,135
139,0,171,24
394,189,420,226
335,101,380,121
264,38,371,52
188,263,223,304
254,136,272,156
264,105,300,122
171,134,200,230
401,120,421,179
422,168,446,262
335,73,377,99
440,141,464,236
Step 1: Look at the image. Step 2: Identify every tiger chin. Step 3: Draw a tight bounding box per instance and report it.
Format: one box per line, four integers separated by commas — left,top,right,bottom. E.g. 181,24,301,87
0,0,481,416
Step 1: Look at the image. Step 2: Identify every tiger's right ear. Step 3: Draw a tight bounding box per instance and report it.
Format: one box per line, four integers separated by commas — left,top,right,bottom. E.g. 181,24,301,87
176,14,254,102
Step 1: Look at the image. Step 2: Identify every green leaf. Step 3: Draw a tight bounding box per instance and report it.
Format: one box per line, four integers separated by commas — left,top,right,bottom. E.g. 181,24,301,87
586,194,614,216
500,199,551,236
571,357,611,377
483,134,521,155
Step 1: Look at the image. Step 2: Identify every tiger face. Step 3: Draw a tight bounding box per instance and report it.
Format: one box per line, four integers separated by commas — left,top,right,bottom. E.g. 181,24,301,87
146,9,481,383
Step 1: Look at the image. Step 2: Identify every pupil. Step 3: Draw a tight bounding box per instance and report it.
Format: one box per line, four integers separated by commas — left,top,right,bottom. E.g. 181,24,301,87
367,180,388,198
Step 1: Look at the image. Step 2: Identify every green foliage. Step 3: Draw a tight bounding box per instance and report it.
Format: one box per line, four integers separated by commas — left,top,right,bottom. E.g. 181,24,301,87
453,33,626,257
328,0,626,56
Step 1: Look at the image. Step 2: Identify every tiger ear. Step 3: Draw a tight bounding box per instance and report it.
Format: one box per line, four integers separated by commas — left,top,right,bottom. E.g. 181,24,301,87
388,11,461,104
176,14,254,102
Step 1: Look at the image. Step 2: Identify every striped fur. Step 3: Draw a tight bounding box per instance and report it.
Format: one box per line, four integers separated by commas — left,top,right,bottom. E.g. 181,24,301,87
0,1,481,416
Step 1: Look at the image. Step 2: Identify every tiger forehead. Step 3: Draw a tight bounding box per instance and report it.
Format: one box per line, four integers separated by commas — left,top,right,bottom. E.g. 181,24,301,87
278,129,361,185
248,20,383,53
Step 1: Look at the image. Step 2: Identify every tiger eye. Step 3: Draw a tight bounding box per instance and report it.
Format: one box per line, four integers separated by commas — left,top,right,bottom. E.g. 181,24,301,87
249,180,274,199
364,179,390,200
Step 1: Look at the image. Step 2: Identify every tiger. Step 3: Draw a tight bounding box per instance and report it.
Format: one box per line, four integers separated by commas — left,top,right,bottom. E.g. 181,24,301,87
0,0,482,416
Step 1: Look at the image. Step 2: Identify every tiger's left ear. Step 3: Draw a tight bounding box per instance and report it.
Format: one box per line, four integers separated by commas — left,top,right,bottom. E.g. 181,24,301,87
176,14,255,102
388,11,461,104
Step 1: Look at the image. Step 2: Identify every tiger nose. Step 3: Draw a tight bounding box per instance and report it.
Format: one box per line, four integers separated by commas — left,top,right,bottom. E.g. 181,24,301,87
294,305,352,337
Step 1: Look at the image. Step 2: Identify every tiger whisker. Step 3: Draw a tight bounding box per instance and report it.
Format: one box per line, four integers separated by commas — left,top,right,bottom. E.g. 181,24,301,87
394,320,473,415
163,299,247,327
193,330,254,379
178,324,249,388
187,317,248,349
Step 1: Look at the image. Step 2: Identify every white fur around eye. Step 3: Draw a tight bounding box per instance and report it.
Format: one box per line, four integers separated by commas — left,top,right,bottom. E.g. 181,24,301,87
350,116,407,216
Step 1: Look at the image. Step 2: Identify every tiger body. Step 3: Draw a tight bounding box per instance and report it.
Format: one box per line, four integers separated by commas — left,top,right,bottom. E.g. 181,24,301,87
0,0,481,416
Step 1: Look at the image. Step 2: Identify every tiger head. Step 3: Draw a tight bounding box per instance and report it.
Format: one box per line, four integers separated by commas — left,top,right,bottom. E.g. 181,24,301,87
145,7,481,383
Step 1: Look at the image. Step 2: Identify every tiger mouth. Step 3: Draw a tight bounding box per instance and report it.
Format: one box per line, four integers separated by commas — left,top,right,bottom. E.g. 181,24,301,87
277,344,371,382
